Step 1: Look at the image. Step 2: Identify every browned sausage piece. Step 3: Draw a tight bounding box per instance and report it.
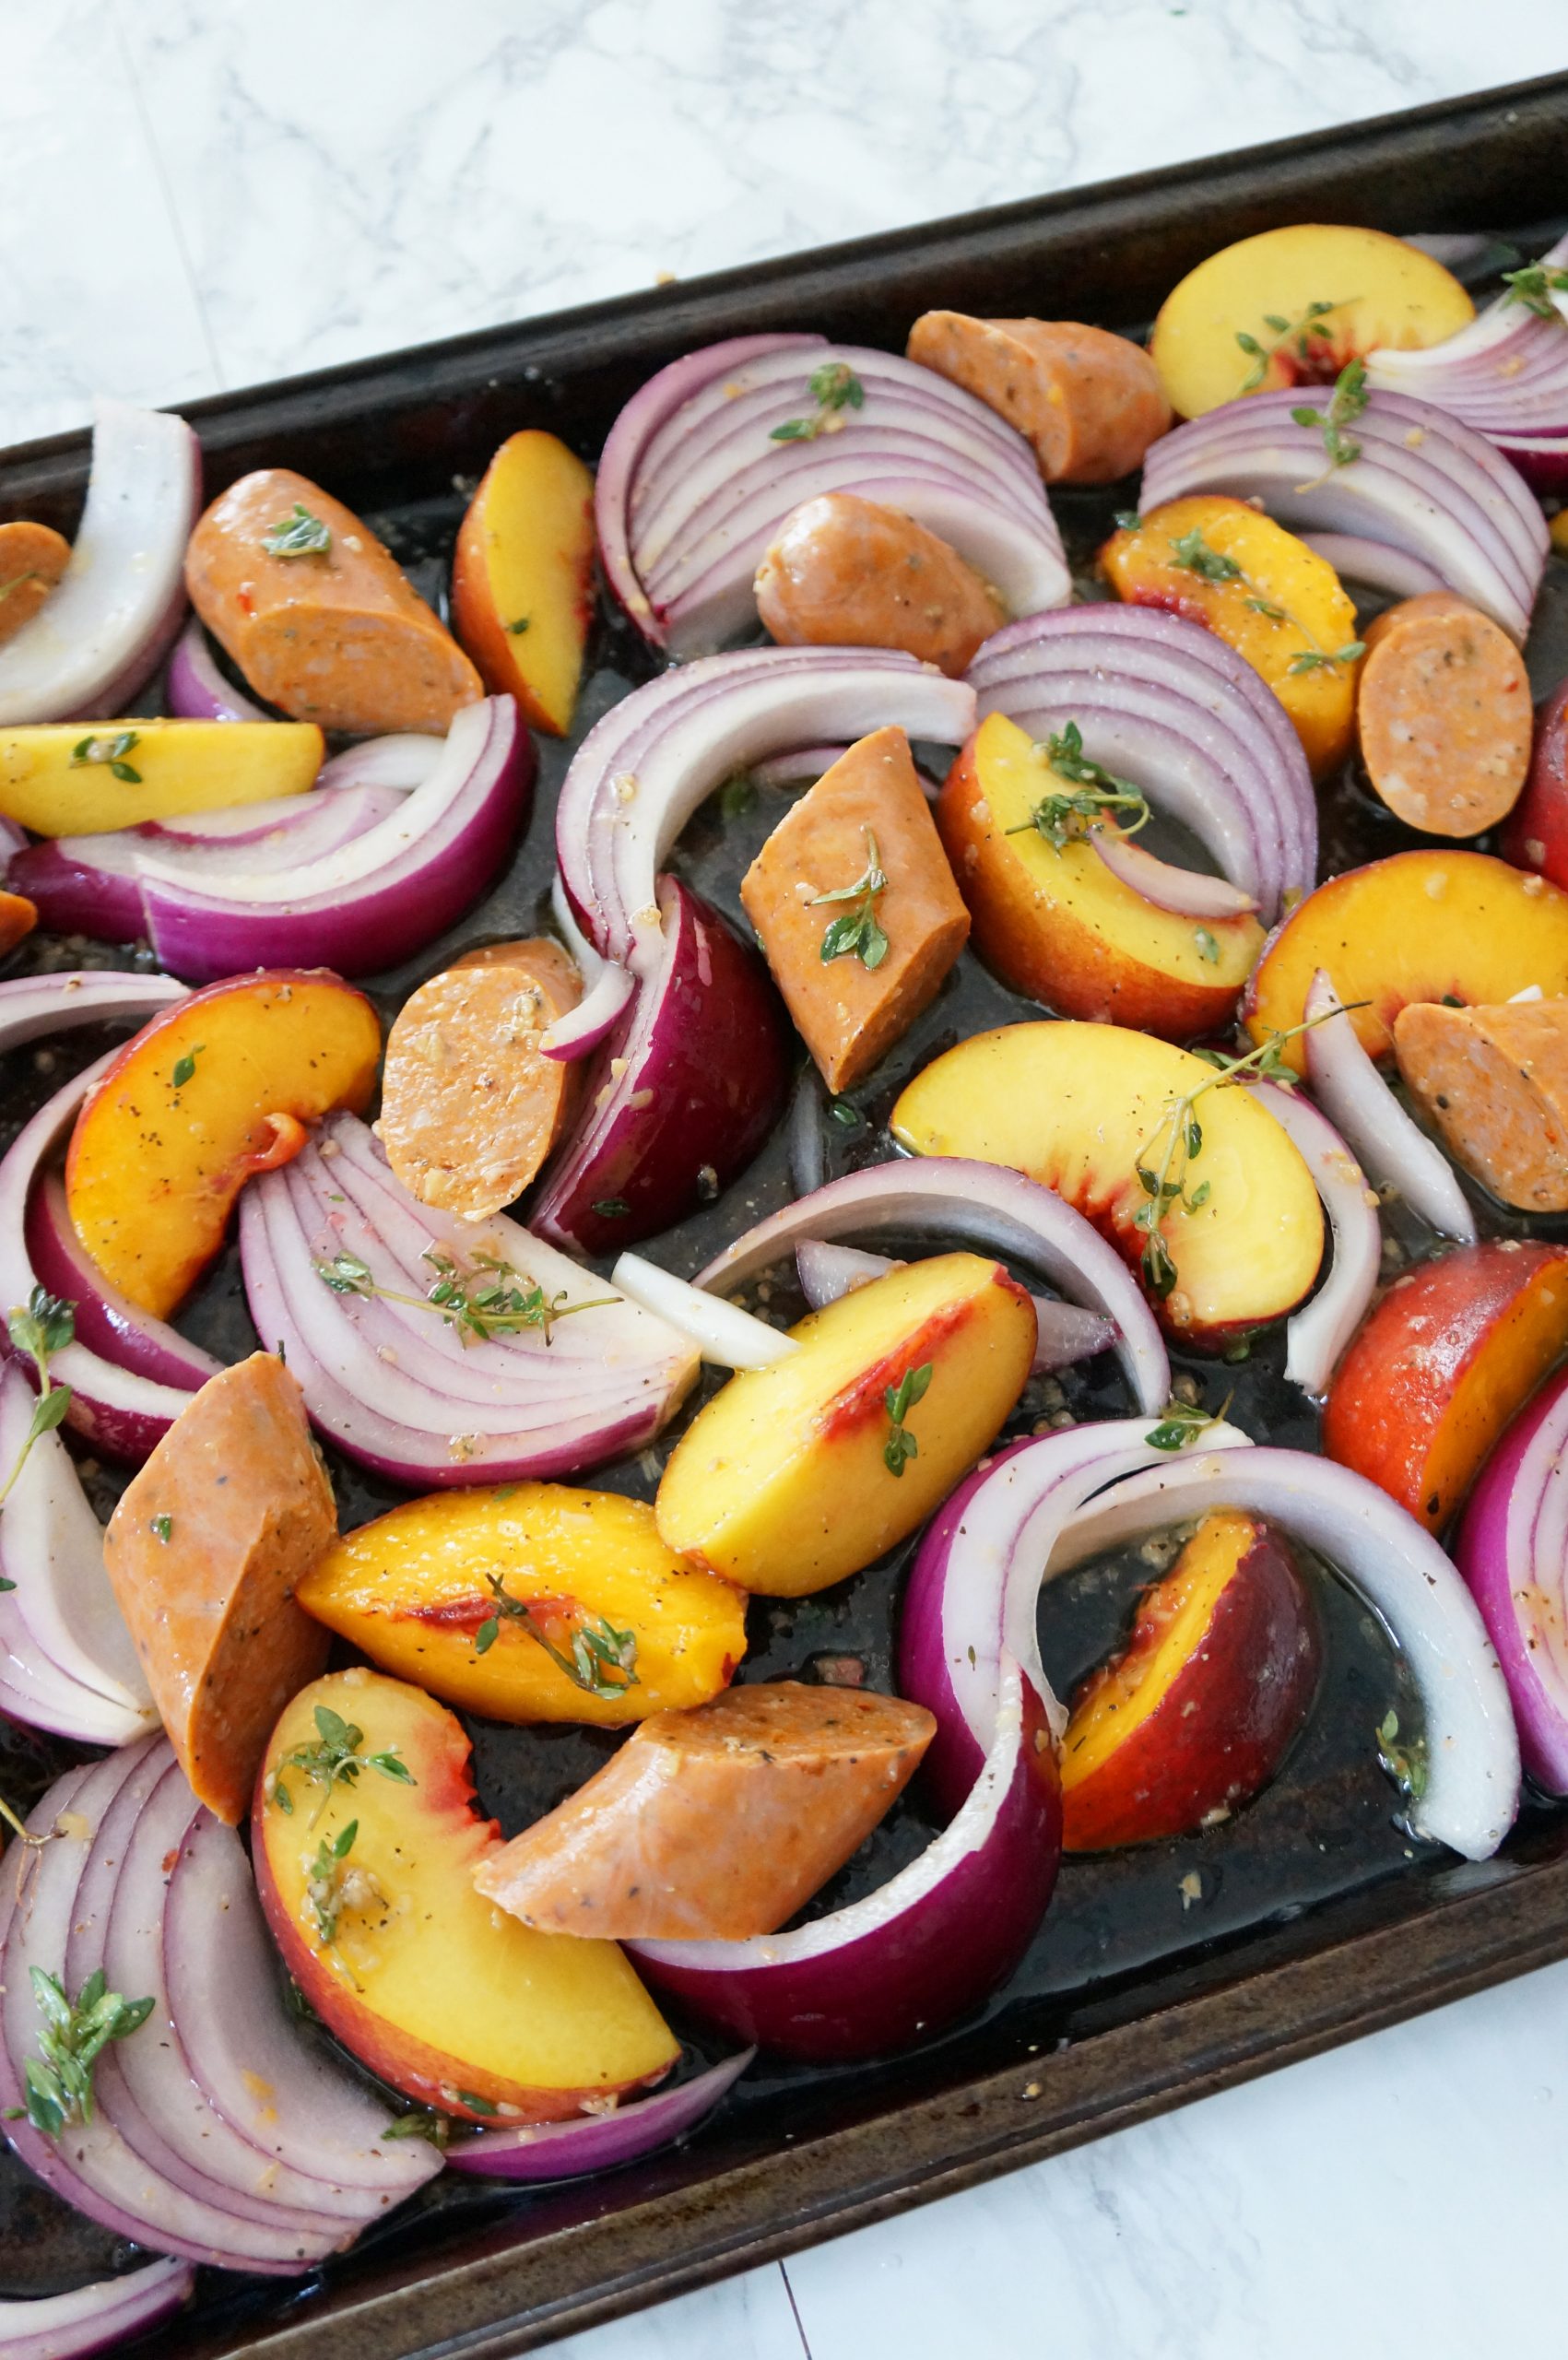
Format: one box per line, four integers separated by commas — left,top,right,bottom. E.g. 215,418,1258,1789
102,1353,335,1824
376,938,583,1217
755,492,1007,677
184,468,483,735
907,312,1172,483
1394,997,1568,1212
473,1681,935,1940
0,520,71,648
1356,594,1532,837
740,726,970,1093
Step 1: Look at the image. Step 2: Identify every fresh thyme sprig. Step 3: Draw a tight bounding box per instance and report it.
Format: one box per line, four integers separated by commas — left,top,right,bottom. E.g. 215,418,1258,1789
1233,297,1348,393
472,1574,639,1699
1502,260,1568,319
68,730,141,784
268,1705,416,1826
314,1246,616,1347
1145,1392,1233,1453
883,1362,933,1478
1169,527,1244,584
6,1968,153,2138
811,830,890,970
1376,1708,1430,1804
263,502,333,558
0,1289,76,1531
305,1821,362,1946
771,361,866,443
1005,721,1151,850
1291,356,1369,477
1168,530,1363,678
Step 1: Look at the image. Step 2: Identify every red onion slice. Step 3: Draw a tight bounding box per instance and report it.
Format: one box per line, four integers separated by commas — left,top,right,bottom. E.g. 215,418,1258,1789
1245,1080,1382,1401
793,1238,1114,1375
554,647,973,979
165,615,269,721
610,1253,797,1368
1052,1447,1520,1859
539,875,634,1063
694,1160,1169,1415
629,1656,1061,2061
446,2048,754,2181
0,970,184,1056
0,401,199,726
1303,970,1477,1240
1140,387,1548,643
1090,828,1259,917
27,1174,222,1391
1456,1363,1568,1792
0,2257,193,2360
317,734,445,792
137,697,533,982
1367,236,1568,489
1298,532,1448,598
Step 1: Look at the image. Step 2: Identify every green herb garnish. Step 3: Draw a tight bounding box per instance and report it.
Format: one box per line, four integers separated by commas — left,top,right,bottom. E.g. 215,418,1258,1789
812,829,890,971
1291,357,1369,474
883,1361,933,1478
305,1821,361,1946
1169,527,1244,584
1145,1393,1231,1453
1286,640,1366,676
472,1575,639,1700
150,1514,172,1543
7,1968,153,2138
314,1246,614,1346
268,1705,415,1825
719,770,757,820
771,360,866,443
506,615,532,635
0,1289,75,1516
68,730,141,784
383,2108,451,2146
1502,261,1568,319
1113,510,1144,532
1377,1708,1430,1804
1005,720,1151,851
171,1044,204,1092
1233,297,1347,393
263,502,333,558
1193,928,1220,964
592,1199,631,1221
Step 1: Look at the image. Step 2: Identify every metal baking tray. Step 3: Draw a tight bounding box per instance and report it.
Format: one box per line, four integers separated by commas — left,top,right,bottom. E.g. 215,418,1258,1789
4,68,1568,2358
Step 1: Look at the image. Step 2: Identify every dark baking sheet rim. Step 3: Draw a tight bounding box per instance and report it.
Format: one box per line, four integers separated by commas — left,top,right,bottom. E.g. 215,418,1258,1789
6,66,1568,2360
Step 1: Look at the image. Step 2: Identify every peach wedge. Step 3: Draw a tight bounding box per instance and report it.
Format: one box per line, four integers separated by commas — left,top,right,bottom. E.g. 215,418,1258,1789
453,430,596,737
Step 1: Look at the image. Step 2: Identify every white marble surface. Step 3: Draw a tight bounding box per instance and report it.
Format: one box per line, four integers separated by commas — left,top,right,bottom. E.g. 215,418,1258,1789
5,2,1568,2354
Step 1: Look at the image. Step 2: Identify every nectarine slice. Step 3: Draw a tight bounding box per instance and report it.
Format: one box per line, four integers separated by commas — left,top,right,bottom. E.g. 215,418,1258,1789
891,1023,1323,1342
1101,496,1360,778
0,520,70,647
1322,1240,1568,1531
66,970,381,1317
1061,1510,1320,1849
1245,850,1568,1073
452,430,595,737
0,888,36,955
253,1668,678,2123
0,718,323,835
937,713,1262,1038
655,1250,1036,1595
296,1482,747,1727
1149,224,1474,419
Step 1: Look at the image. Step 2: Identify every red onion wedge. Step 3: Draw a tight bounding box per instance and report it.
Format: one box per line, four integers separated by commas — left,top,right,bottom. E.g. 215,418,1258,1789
966,604,1315,919
540,875,635,1063
793,1238,1114,1375
694,1160,1169,1415
630,1656,1061,2061
1456,1363,1568,1794
136,696,533,982
447,2049,754,2181
0,970,184,1056
553,646,973,982
0,2258,194,2360
1053,1447,1520,1859
531,876,792,1257
1245,1080,1382,1401
598,335,1068,655
10,782,404,945
241,1112,700,1486
1090,829,1258,918
26,1174,221,1392
610,1253,797,1369
1140,386,1549,644
165,615,268,721
1298,533,1448,599
0,401,199,726
0,1056,206,1463
317,734,445,793
1303,970,1476,1239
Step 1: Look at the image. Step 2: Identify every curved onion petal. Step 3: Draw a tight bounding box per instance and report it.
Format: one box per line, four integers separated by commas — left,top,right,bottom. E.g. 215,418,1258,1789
447,2049,754,2181
1246,1080,1382,1399
0,2258,194,2360
1303,969,1477,1239
165,615,269,721
0,401,200,725
0,968,184,1055
0,1055,204,1462
793,1237,1114,1375
539,874,634,1063
240,1113,699,1486
1140,386,1548,643
1090,829,1258,917
0,818,27,870
629,1655,1061,2061
553,647,974,981
1456,1363,1568,1792
610,1252,796,1368
27,1173,222,1390
1051,1447,1521,1860
694,1160,1169,1415
136,697,533,982
966,604,1315,918
1298,532,1449,598
316,734,445,791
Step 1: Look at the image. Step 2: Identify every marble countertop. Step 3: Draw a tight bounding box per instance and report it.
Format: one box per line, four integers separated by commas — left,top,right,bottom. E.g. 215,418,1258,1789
6,3,1568,2355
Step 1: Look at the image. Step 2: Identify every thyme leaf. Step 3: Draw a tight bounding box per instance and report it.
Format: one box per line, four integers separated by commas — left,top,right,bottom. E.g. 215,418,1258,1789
313,1247,615,1346
1145,1393,1232,1452
1169,527,1244,584
305,1821,361,1946
68,729,141,785
472,1574,639,1699
263,502,333,558
0,1288,76,1516
268,1705,415,1826
1286,640,1365,676
770,361,866,443
883,1360,933,1478
10,1968,153,2138
1376,1707,1430,1803
1233,297,1347,392
1005,721,1150,850
1502,260,1568,319
811,829,890,970
1290,357,1369,474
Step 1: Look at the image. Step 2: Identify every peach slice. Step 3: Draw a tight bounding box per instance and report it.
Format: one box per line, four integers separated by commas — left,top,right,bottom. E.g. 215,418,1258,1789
0,520,71,648
1323,1241,1568,1530
1101,495,1361,778
296,1482,747,1728
0,888,36,955
452,430,595,737
655,1250,1036,1596
253,1668,678,2123
937,713,1263,1038
1149,223,1474,419
1245,850,1568,1074
1061,1510,1320,1848
0,718,323,835
65,970,381,1317
890,1022,1323,1343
